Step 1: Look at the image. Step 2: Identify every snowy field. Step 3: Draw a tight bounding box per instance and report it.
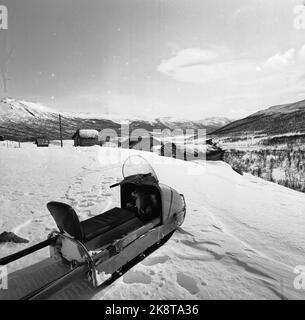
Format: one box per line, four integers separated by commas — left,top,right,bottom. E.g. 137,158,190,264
214,132,305,152
0,141,305,300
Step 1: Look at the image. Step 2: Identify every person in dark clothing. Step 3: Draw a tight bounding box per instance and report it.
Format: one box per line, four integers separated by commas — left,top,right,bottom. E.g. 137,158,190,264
126,187,159,221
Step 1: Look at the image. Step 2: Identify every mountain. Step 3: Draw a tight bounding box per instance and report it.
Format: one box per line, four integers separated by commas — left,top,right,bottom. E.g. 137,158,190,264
0,98,232,141
212,98,305,137
0,98,120,141
154,116,232,133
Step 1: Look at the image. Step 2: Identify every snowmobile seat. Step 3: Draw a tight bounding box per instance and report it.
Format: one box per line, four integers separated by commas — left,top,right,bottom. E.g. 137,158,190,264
84,214,151,250
80,207,139,242
47,202,141,243
47,202,83,241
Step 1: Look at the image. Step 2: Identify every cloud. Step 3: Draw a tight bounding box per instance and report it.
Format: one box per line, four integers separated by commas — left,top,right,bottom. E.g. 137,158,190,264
297,44,305,60
263,48,296,68
157,48,219,75
155,44,305,118
158,48,262,87
157,45,305,108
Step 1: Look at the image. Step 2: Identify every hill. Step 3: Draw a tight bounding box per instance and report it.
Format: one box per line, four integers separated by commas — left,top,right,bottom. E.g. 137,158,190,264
212,98,305,137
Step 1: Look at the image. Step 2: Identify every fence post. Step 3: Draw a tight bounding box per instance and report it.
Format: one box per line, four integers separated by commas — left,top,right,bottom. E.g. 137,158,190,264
59,114,63,148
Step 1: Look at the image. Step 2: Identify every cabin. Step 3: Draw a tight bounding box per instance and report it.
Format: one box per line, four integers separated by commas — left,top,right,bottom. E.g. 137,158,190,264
35,137,49,147
72,129,99,147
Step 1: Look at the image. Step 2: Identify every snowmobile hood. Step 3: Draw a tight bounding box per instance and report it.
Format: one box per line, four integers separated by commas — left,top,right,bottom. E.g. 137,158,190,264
120,155,185,224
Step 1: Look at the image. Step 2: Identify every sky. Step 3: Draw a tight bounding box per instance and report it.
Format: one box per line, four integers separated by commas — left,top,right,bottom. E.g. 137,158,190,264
1,0,305,120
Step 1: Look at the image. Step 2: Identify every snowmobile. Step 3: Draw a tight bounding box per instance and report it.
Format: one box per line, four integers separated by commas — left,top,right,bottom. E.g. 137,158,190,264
0,155,186,299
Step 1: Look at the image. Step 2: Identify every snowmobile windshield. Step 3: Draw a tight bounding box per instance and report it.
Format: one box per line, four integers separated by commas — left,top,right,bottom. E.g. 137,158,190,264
122,155,158,180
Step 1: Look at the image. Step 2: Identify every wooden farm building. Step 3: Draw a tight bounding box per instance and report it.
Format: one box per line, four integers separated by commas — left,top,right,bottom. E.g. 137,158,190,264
35,137,49,147
72,129,99,147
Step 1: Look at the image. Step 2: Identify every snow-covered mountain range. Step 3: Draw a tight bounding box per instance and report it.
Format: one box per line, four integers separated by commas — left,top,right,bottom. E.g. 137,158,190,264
0,98,232,141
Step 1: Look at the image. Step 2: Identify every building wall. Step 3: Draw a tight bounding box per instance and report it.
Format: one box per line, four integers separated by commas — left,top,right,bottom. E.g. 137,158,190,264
78,137,98,146
73,137,80,146
36,139,49,147
73,133,99,146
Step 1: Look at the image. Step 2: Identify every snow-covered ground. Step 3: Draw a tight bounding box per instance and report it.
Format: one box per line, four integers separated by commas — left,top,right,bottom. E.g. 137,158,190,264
0,142,304,300
215,132,305,151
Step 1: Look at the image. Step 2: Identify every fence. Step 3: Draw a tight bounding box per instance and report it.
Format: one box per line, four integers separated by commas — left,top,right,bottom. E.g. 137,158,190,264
0,140,21,148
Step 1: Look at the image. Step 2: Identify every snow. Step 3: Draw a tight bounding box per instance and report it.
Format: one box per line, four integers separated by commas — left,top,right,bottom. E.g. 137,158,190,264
0,98,59,119
78,129,99,139
68,111,141,122
0,143,304,300
156,116,232,126
0,97,232,127
215,132,305,152
0,97,137,122
198,116,233,127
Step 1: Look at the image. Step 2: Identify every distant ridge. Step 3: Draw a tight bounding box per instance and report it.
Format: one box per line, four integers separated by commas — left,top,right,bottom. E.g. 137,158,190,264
212,98,305,137
0,98,232,141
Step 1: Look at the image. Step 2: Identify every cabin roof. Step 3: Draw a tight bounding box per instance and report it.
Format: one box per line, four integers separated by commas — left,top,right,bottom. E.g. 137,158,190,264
72,129,99,139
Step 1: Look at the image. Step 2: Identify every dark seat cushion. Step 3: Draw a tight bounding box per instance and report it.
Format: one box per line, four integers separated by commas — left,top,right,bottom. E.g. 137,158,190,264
84,215,146,250
80,207,137,242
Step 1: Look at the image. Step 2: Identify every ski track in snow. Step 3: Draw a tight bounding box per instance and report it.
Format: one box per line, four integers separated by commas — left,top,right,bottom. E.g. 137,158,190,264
0,146,304,300
63,164,120,220
12,219,33,235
